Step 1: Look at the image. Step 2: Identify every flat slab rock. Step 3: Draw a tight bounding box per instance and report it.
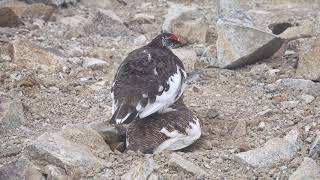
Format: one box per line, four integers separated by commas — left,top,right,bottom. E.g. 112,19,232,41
24,125,111,178
0,96,25,134
215,19,283,68
169,153,206,177
234,129,301,168
0,159,44,180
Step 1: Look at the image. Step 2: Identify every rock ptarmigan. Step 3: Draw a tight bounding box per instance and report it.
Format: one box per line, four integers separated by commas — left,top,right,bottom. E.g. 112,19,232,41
111,33,187,124
126,98,201,154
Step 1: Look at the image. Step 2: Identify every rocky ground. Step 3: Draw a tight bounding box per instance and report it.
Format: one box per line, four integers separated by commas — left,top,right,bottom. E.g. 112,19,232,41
1,0,320,179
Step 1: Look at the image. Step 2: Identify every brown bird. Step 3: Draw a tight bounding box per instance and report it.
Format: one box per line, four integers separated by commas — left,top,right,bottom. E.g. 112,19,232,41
125,98,201,154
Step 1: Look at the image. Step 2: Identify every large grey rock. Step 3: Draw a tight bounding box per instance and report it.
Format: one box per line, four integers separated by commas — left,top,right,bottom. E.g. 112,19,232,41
25,125,110,178
169,153,205,177
121,156,160,180
162,3,208,44
217,0,253,27
10,39,62,71
0,7,23,27
289,157,320,180
274,78,320,97
234,129,301,168
85,9,128,37
0,159,45,180
0,96,25,134
25,0,77,7
215,19,283,68
296,38,320,81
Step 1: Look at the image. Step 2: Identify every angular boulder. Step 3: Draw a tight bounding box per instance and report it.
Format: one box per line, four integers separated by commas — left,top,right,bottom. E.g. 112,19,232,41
289,157,320,180
24,125,110,178
215,19,283,68
0,7,24,27
84,9,128,37
0,96,25,134
296,38,320,81
234,129,301,168
10,39,62,71
162,3,208,44
0,159,44,180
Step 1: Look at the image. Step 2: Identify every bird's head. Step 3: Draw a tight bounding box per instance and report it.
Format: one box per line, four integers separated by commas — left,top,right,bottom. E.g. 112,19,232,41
148,33,182,49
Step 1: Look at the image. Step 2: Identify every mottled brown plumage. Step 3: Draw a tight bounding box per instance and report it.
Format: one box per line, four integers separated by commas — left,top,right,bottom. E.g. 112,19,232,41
126,99,201,154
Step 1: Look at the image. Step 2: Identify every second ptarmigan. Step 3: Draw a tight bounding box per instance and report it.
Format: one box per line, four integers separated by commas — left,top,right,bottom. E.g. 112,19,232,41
111,33,187,124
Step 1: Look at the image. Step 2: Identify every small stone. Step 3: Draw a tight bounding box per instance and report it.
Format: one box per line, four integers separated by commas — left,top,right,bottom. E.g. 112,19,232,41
44,165,72,180
85,9,127,37
232,120,247,137
234,129,301,168
133,35,147,46
296,37,320,81
80,0,112,9
215,19,283,68
0,96,25,134
289,157,320,180
122,156,159,180
59,15,88,27
309,134,320,159
0,159,44,180
0,7,23,27
133,13,155,24
169,153,206,177
206,108,219,119
258,122,266,130
299,94,315,104
257,109,272,117
83,57,109,71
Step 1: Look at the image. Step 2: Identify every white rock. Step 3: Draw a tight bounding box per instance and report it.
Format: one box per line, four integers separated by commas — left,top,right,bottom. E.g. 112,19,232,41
234,129,301,167
289,157,320,180
133,35,147,46
122,156,159,180
59,15,88,27
83,57,108,70
80,0,112,9
169,153,206,177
